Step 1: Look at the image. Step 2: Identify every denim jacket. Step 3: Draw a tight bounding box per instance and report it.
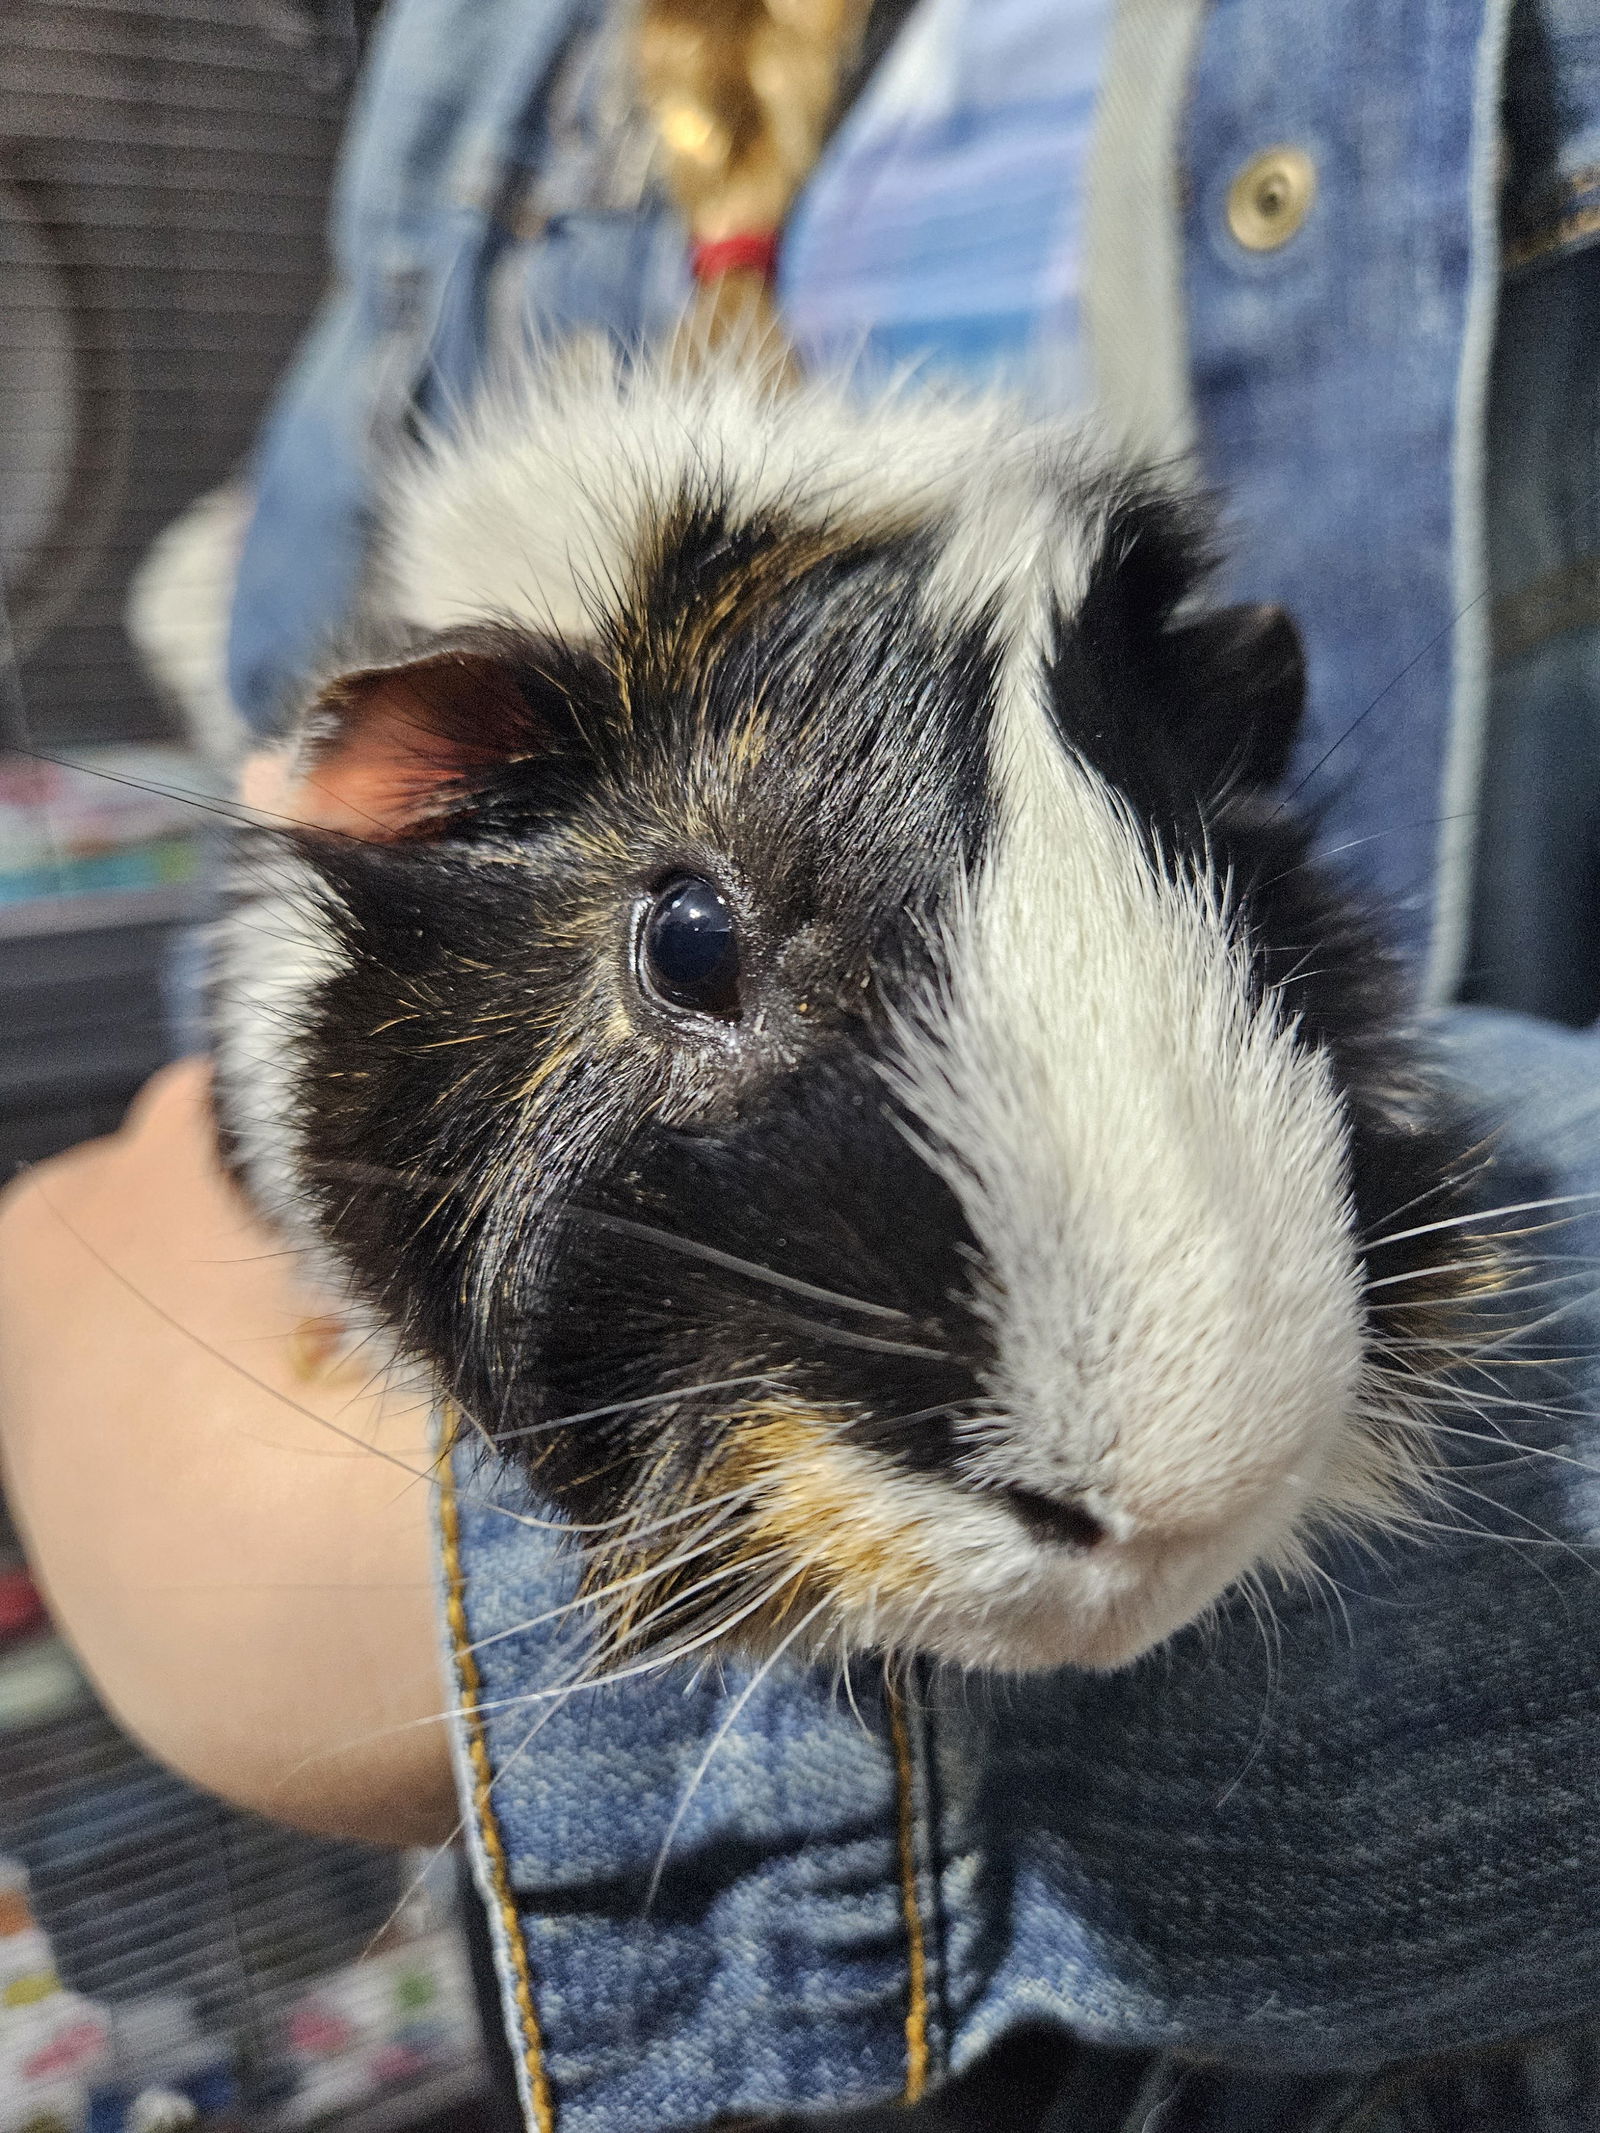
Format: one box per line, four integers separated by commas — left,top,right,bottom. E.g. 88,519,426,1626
229,2,1600,2126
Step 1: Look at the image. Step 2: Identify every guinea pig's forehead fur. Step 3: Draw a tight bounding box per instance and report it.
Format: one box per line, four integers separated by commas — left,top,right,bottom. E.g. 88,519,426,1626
604,500,995,900
382,351,1087,648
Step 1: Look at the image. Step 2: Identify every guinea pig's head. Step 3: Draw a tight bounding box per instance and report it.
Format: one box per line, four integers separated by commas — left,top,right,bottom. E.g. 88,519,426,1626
215,361,1495,1674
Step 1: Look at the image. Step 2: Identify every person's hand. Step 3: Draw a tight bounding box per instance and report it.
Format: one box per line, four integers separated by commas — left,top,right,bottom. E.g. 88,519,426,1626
0,1059,456,1845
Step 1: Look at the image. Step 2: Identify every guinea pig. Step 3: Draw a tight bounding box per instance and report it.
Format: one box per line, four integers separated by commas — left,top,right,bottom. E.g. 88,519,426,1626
210,348,1496,1676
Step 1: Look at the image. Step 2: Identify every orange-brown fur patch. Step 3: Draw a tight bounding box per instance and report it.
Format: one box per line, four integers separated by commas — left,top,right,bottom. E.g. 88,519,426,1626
570,1400,947,1661
724,1402,944,1616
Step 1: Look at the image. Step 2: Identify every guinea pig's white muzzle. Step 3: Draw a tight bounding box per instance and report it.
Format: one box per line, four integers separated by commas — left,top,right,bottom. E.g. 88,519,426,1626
838,1419,1351,1674
898,1231,1368,1672
864,740,1370,1671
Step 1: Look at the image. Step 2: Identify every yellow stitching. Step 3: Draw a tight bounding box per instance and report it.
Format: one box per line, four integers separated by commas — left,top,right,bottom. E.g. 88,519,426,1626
439,1422,557,2133
886,1675,931,2104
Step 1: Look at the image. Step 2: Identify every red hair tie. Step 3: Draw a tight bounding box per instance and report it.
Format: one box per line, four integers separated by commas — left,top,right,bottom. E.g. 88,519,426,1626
690,230,781,284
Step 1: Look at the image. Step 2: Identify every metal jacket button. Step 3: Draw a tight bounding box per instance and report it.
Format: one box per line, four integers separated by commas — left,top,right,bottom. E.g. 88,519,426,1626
1226,145,1316,250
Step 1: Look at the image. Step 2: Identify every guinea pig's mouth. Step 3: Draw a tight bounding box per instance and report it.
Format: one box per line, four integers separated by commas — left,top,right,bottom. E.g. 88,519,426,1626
837,1475,1314,1675
919,1441,1342,1672
572,1396,1331,1677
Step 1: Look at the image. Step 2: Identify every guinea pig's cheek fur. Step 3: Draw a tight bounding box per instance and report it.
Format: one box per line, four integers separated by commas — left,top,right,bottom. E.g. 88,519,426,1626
729,1407,938,1621
719,1404,947,1631
713,1408,1106,1671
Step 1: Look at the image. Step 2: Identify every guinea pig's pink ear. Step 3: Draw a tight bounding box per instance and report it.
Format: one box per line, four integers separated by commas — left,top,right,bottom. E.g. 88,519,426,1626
254,639,550,839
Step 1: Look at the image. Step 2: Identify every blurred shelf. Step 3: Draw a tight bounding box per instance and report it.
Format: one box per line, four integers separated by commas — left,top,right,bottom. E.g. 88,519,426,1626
0,881,208,939
0,891,203,1167
308,2060,490,2133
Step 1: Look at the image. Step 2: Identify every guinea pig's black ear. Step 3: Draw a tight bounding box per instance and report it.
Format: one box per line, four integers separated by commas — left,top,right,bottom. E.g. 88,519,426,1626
252,631,565,839
1063,487,1307,799
1161,600,1306,792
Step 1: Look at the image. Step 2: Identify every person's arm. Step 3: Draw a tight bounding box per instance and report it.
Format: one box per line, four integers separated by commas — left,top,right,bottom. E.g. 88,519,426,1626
0,1058,456,1846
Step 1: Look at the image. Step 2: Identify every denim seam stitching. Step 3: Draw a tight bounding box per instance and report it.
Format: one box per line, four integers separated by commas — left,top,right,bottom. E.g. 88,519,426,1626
887,1672,932,2103
440,1426,557,2133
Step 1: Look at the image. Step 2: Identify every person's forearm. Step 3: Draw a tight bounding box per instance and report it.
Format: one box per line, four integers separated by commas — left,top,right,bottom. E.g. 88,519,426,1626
0,1060,456,1846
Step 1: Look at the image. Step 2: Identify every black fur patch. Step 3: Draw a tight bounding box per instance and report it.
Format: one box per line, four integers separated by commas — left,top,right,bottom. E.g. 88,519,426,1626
1046,480,1497,1371
283,497,1000,1645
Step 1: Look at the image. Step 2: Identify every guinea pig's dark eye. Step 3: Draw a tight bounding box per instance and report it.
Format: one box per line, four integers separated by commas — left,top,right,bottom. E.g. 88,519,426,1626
639,876,741,1018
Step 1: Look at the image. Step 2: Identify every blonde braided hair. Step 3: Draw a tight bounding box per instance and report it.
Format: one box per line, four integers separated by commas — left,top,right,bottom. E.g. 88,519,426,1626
634,0,872,359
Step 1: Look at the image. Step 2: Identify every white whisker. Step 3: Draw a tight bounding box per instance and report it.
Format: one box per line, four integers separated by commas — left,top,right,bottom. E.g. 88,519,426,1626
642,1594,832,1911
1366,1254,1517,1292
570,1208,920,1323
492,1373,781,1443
455,1506,762,1660
585,1548,794,1663
1367,1190,1600,1252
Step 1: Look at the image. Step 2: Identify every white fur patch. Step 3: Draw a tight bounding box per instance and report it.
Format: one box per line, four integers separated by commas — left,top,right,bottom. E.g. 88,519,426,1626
379,347,1099,648
210,843,346,1254
777,1433,1300,1674
890,635,1366,1666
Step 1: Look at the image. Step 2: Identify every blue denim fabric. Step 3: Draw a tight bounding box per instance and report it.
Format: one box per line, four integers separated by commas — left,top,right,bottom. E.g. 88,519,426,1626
447,1008,1600,2130
228,0,604,724
446,1464,913,2129
1462,0,1600,1029
1463,244,1600,1026
1500,0,1600,269
1433,0,1600,1032
1180,0,1506,984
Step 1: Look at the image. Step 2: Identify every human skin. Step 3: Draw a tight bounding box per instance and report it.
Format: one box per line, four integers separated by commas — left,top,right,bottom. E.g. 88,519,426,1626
0,1057,457,1846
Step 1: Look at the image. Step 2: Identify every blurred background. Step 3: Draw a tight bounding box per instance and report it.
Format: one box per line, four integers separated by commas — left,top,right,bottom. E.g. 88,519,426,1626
0,4,502,2129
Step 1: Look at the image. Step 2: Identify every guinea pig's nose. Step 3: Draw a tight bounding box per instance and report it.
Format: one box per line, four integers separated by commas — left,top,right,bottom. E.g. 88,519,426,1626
998,1485,1108,1551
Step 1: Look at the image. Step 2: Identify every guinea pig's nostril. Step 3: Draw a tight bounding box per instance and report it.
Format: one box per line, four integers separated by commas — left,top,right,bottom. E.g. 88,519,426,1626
1000,1485,1108,1551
